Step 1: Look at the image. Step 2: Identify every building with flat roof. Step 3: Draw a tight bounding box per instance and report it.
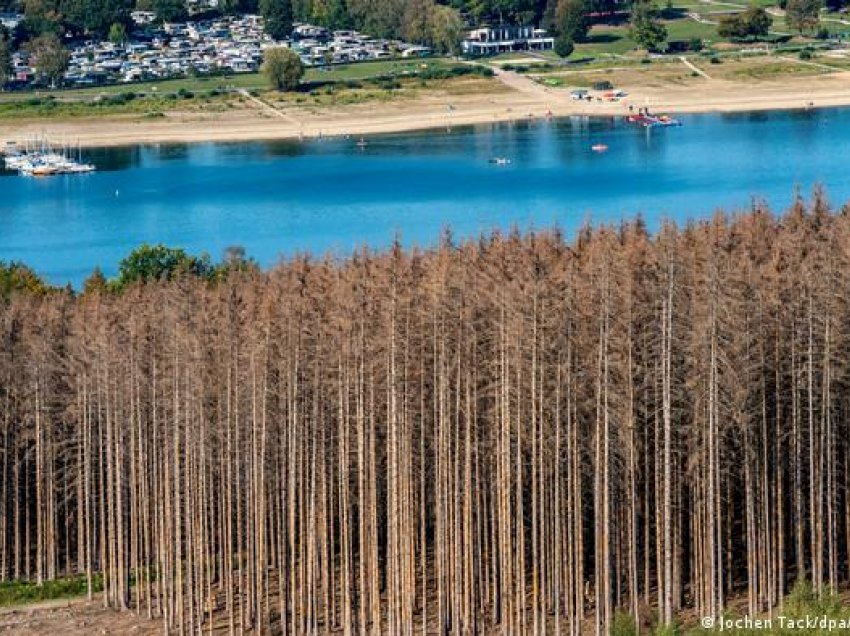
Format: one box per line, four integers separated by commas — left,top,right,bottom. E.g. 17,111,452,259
462,25,554,56
0,13,23,29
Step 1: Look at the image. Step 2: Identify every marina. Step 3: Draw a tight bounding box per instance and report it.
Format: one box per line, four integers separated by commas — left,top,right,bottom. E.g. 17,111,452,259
3,139,96,177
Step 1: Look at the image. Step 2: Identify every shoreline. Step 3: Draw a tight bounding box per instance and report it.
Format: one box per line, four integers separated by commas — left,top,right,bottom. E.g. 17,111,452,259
2,70,850,148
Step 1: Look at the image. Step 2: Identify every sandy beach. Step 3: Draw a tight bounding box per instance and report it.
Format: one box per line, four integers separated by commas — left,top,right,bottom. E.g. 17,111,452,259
2,67,850,147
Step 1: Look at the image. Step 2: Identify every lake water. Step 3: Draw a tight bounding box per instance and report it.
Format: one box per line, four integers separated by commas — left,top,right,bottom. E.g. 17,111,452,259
1,107,846,286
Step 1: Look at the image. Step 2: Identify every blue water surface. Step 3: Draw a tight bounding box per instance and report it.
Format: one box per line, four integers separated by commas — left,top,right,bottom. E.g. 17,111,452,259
0,107,843,285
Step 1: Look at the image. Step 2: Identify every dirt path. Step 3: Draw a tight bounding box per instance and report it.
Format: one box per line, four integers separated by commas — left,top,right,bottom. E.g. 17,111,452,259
237,88,301,126
680,56,712,79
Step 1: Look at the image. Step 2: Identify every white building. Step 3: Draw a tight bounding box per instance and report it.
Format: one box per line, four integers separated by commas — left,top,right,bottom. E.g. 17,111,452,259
462,26,554,56
0,12,23,30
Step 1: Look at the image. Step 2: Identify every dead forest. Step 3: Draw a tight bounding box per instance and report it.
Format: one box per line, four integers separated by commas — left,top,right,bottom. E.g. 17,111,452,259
2,197,850,634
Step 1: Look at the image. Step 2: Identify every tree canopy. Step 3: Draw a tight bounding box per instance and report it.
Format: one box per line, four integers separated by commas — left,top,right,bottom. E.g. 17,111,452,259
785,0,822,33
116,243,212,287
554,32,574,57
23,33,69,85
260,0,293,40
555,0,589,43
717,6,772,40
629,1,668,52
262,46,303,90
0,33,10,87
4,199,850,634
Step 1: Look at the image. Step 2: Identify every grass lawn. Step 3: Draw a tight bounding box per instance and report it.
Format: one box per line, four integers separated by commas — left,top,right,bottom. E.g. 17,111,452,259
576,25,637,57
664,18,721,42
0,58,456,105
0,73,267,103
303,57,453,81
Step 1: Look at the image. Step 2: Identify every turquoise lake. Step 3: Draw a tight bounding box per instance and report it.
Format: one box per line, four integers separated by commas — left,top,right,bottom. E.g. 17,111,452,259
0,107,845,285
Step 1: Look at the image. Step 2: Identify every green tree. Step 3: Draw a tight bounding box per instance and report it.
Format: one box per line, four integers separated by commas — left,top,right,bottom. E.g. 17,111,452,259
311,0,351,28
108,22,127,45
24,33,69,86
347,0,404,39
720,6,771,39
262,46,303,90
59,0,131,38
717,13,748,38
428,4,463,55
116,244,211,287
261,0,293,40
0,33,10,88
21,0,62,38
629,1,668,52
556,0,589,42
554,33,574,57
743,6,772,38
0,261,51,298
785,0,822,33
402,0,433,45
152,0,187,23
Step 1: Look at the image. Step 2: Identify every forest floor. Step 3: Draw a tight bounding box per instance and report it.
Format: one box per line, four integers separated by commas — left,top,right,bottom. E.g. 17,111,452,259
0,596,162,634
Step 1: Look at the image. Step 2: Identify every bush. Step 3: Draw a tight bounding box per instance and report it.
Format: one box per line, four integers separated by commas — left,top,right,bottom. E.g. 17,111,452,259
100,92,136,106
417,65,492,80
689,37,704,51
710,55,722,64
554,34,575,59
799,48,813,60
0,574,103,606
611,610,638,636
592,80,613,90
817,27,830,40
652,622,680,636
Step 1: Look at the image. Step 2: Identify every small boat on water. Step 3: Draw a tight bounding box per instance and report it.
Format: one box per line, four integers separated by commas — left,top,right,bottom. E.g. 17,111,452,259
489,157,511,165
626,114,681,128
356,137,369,148
591,144,609,153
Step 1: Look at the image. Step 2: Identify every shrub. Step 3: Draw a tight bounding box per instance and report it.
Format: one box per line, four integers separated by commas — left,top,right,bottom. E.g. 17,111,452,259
554,34,575,59
611,610,638,636
0,574,103,606
799,48,813,60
